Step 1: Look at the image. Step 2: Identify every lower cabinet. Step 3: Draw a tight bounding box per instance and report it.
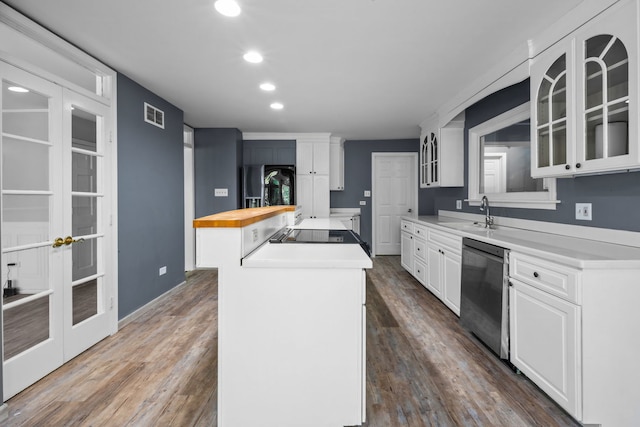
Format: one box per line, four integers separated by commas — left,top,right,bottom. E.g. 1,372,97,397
400,230,413,273
401,218,462,316
509,278,581,418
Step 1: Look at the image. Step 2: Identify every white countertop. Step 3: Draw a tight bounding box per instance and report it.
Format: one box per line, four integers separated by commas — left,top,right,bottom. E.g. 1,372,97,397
243,242,372,269
404,215,640,269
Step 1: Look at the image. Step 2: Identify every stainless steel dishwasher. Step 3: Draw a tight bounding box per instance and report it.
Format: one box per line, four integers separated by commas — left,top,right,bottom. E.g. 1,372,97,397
459,237,510,359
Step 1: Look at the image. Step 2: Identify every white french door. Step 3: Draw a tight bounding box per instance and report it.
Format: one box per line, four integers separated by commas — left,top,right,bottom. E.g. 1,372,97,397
1,63,112,399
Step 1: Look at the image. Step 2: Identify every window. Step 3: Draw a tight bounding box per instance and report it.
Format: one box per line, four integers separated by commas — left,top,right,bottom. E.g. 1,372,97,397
468,102,559,209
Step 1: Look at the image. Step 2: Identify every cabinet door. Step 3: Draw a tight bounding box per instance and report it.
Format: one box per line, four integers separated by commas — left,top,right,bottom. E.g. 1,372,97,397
510,279,581,419
574,0,639,173
426,245,442,297
313,141,330,175
329,141,344,190
296,174,314,218
312,174,330,217
531,37,576,177
400,232,413,273
296,141,314,174
442,252,461,316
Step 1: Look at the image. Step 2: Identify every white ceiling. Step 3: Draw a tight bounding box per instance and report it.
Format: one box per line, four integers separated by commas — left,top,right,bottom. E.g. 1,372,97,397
4,0,583,139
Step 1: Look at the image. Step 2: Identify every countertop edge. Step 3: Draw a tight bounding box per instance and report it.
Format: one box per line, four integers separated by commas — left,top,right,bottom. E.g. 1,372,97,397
194,206,295,228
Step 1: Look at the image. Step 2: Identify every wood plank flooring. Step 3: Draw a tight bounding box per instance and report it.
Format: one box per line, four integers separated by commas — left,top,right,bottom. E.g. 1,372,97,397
3,257,580,426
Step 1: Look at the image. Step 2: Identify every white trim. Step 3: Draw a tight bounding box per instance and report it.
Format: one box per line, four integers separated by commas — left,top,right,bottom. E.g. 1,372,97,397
371,152,419,257
467,102,559,210
184,125,195,272
118,280,188,329
2,289,53,310
242,132,331,140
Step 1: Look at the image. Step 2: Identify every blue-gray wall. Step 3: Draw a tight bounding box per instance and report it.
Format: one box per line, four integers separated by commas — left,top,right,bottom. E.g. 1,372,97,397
330,139,419,247
243,139,296,165
194,128,243,218
117,74,185,319
425,79,640,232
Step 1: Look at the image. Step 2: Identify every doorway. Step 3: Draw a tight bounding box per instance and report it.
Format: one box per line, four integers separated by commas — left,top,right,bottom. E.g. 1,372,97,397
372,153,418,256
1,63,114,399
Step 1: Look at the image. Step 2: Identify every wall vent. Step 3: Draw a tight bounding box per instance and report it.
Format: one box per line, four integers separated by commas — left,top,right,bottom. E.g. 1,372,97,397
144,102,165,129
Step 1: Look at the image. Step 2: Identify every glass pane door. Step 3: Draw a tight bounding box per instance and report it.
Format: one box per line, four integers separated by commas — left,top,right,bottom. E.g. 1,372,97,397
62,89,110,360
1,63,64,400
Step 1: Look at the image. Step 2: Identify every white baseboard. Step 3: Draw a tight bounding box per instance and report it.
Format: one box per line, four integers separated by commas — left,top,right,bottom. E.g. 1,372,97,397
118,279,188,329
0,403,8,422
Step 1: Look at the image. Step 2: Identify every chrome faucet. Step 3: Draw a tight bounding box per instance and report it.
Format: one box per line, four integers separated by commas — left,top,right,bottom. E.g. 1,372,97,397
480,195,494,228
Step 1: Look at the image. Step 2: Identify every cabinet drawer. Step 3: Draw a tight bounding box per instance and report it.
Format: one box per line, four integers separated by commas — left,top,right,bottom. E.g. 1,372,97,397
401,220,413,234
413,224,427,240
509,253,580,304
428,229,461,254
414,259,427,285
414,239,426,261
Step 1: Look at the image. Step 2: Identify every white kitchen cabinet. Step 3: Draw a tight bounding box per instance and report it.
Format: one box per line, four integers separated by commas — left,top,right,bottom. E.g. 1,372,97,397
509,277,581,419
297,173,330,218
426,229,462,315
508,249,640,426
329,137,344,191
400,229,414,273
297,138,330,218
401,218,462,315
297,139,330,175
419,112,465,188
531,0,640,177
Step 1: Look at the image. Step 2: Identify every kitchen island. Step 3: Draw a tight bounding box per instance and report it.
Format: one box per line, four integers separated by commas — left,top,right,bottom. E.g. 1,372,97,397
194,207,372,427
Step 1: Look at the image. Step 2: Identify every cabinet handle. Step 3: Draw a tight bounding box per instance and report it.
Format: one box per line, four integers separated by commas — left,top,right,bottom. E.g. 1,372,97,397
565,164,570,170
533,272,539,278
417,247,421,251
576,163,581,169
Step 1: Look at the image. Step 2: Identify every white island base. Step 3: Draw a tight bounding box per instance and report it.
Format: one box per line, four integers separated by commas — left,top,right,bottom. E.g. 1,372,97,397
194,207,371,427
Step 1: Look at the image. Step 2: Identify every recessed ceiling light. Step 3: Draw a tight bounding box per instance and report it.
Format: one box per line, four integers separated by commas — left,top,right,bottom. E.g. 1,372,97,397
243,51,263,64
260,82,276,91
270,102,284,110
8,86,29,93
214,0,241,17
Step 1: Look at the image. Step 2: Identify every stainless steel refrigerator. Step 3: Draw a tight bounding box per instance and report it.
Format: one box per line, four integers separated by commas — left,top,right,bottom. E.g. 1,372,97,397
242,165,295,208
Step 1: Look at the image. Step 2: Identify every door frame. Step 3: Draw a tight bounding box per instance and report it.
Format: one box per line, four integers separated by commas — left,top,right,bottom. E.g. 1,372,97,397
184,125,195,271
0,4,118,401
371,152,418,257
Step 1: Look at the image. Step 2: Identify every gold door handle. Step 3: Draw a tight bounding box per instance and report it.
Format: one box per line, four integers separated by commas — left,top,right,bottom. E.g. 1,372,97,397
64,236,85,245
52,237,65,248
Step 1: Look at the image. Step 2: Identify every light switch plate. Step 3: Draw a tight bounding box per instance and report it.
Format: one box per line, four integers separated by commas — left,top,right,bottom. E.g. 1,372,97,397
364,190,371,197
456,200,462,210
575,203,592,220
159,266,167,276
214,188,228,197
359,200,366,206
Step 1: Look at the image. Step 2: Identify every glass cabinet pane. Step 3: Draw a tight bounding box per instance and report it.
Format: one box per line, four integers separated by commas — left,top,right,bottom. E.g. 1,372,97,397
537,79,551,126
551,75,567,121
585,61,603,110
552,126,567,166
585,109,604,160
537,130,550,168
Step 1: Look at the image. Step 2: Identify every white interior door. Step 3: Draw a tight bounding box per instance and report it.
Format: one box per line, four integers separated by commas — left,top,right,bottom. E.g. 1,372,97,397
1,63,112,399
372,153,417,256
1,62,64,399
484,153,507,193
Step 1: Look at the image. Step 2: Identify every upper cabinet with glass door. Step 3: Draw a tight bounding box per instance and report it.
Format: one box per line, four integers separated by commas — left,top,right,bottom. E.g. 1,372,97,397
531,0,639,177
419,112,465,188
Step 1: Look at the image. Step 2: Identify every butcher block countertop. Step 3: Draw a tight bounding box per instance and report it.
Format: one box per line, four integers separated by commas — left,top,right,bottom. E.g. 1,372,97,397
193,206,295,228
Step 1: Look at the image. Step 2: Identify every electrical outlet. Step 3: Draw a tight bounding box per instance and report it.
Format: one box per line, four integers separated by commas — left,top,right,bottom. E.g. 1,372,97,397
252,228,259,242
575,203,592,221
364,190,371,197
159,266,167,276
359,200,366,206
456,200,462,210
214,188,228,197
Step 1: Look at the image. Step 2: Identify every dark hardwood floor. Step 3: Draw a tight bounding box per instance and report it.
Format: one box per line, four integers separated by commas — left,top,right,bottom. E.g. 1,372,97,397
3,257,580,426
